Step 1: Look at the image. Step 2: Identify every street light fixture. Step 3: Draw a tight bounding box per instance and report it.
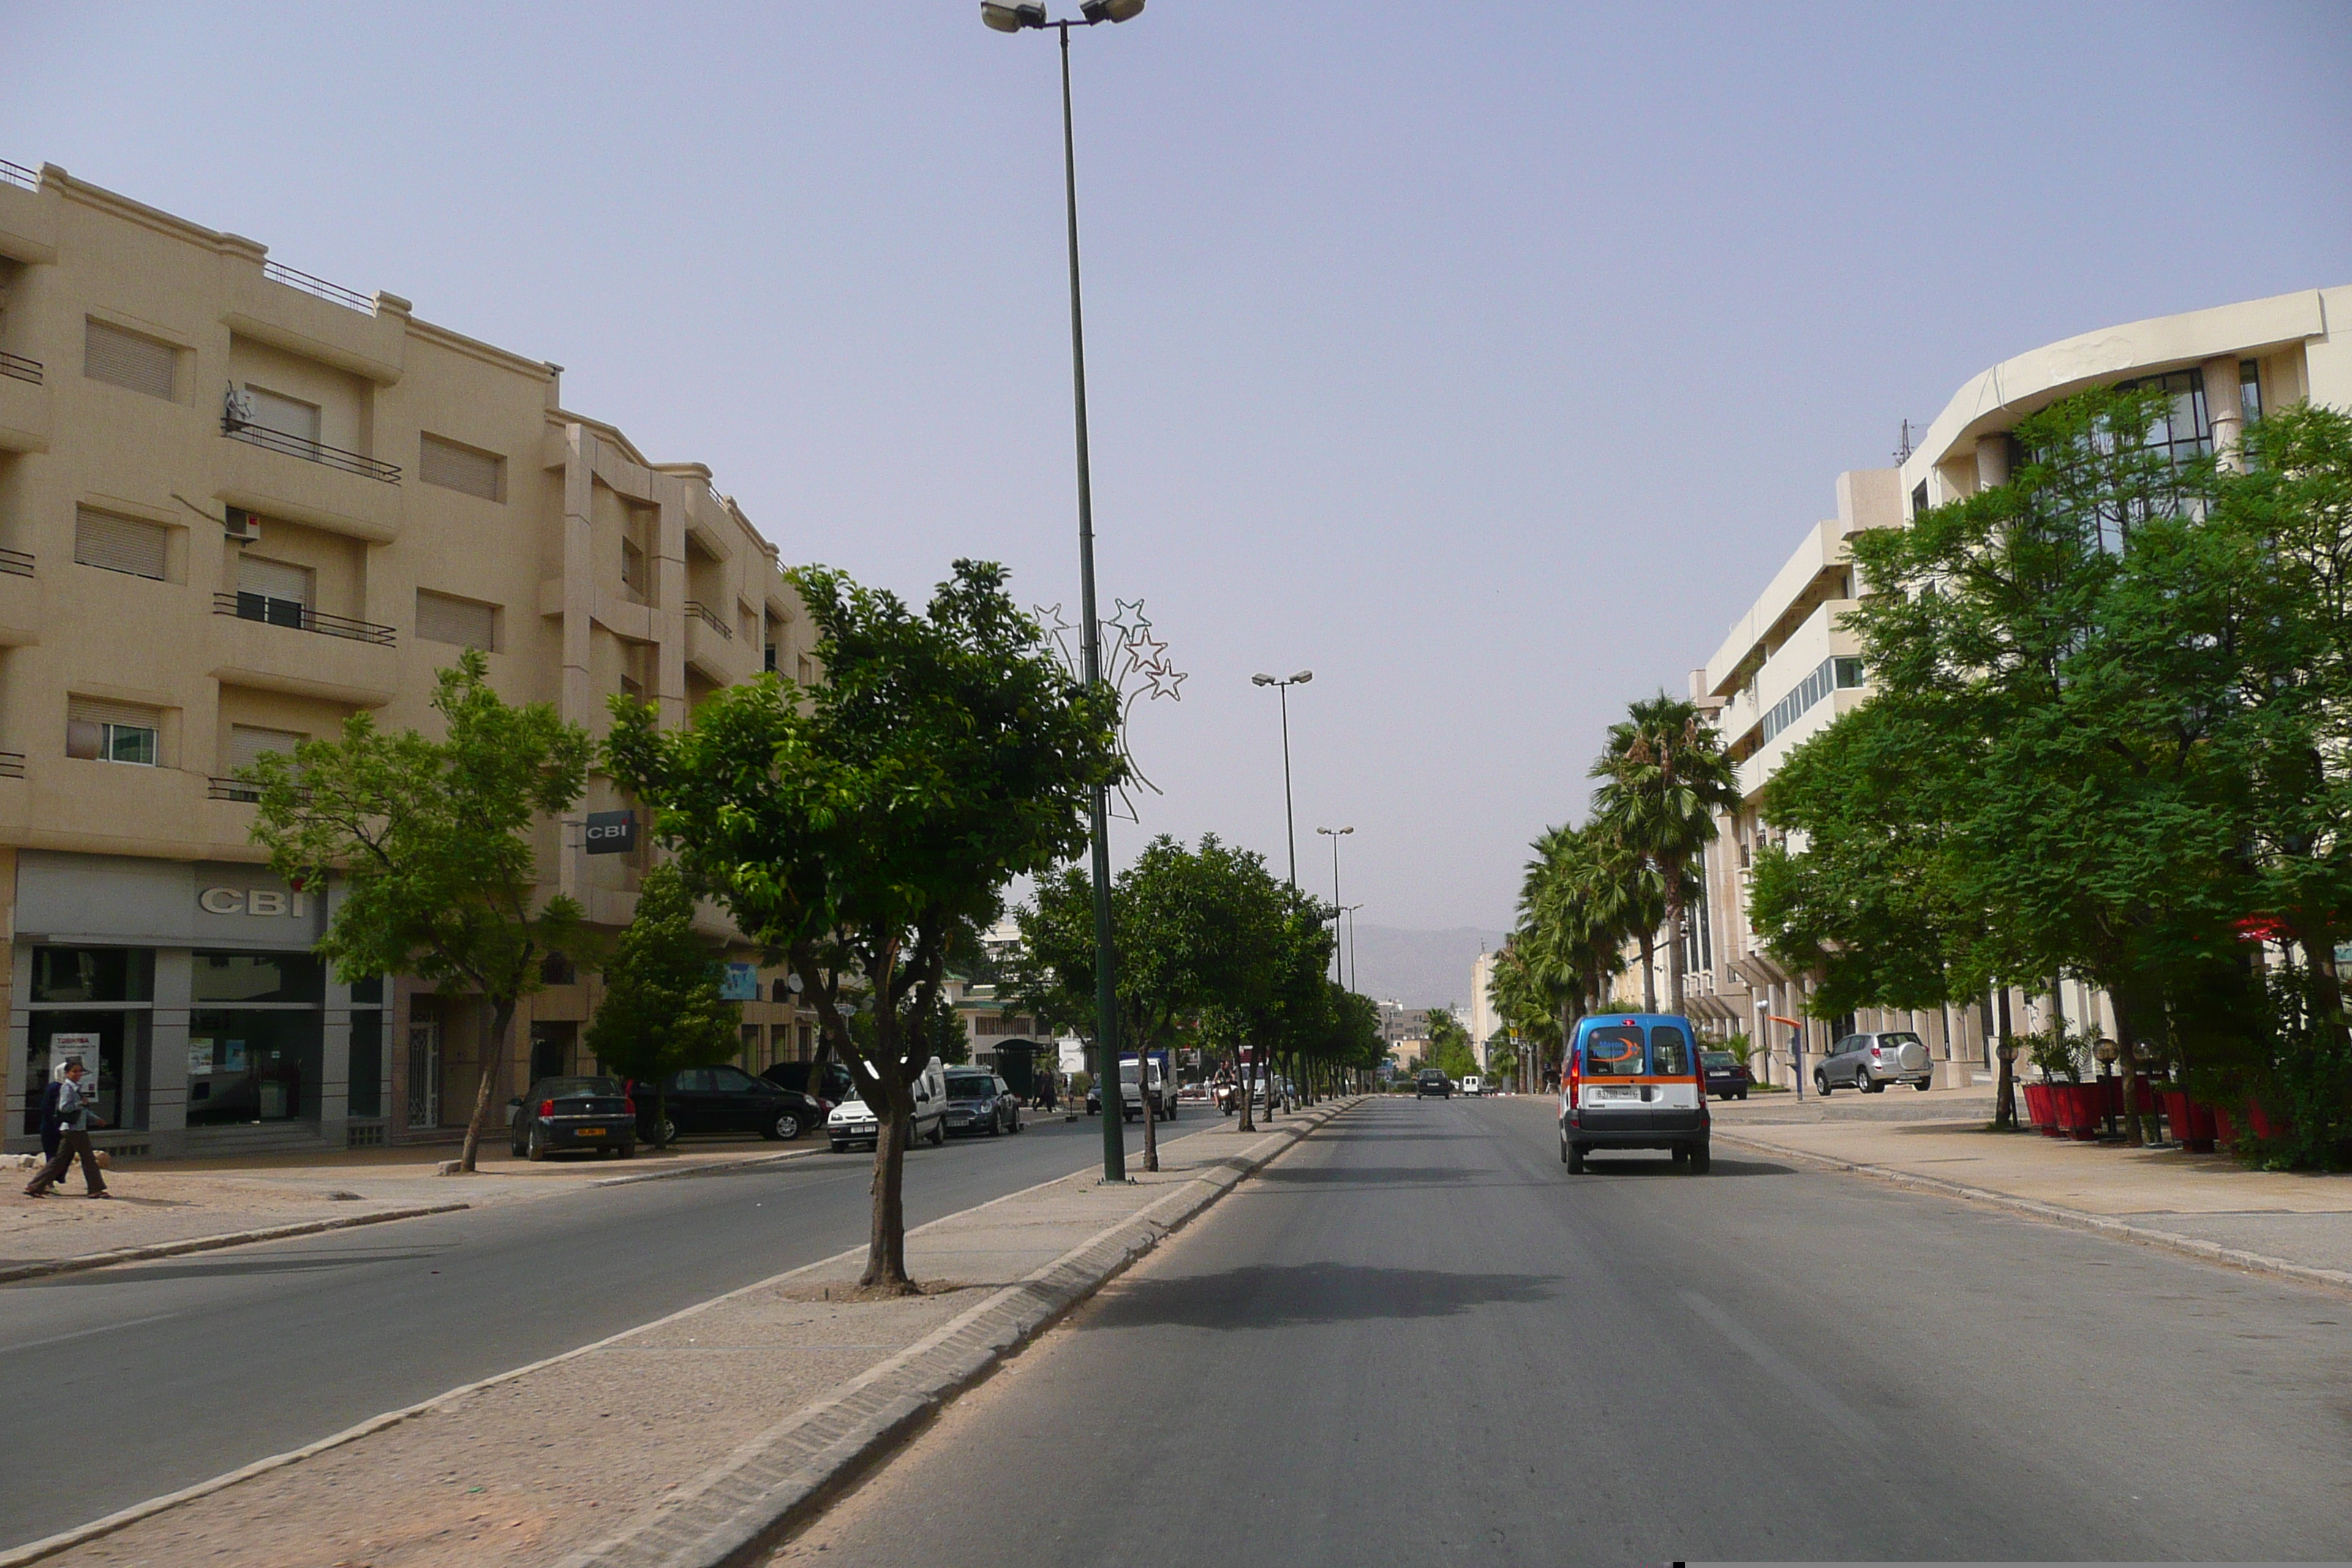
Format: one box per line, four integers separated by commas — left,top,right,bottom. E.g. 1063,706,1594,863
982,0,1147,1184
1316,826,1353,986
1251,671,1312,886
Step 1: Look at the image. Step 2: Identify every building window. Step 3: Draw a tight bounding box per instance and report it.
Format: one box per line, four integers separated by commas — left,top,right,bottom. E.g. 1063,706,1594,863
620,538,647,600
1758,656,1863,748
75,508,169,581
243,385,322,453
416,589,498,651
419,434,505,502
235,554,314,627
1910,480,1929,519
31,946,154,1003
67,698,162,765
83,319,177,399
2239,359,2263,430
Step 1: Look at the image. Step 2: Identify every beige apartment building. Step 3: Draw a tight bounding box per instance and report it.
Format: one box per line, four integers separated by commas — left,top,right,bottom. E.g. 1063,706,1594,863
0,158,826,1157
1683,286,2352,1089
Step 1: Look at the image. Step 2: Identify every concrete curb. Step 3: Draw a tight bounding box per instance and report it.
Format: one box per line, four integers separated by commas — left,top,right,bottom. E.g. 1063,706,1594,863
0,1201,473,1286
555,1098,1362,1568
1714,1129,2352,1295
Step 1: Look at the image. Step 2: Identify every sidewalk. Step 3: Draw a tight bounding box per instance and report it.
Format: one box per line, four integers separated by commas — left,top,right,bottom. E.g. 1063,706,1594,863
1711,1091,2352,1285
2,1140,822,1283
5,1099,1358,1568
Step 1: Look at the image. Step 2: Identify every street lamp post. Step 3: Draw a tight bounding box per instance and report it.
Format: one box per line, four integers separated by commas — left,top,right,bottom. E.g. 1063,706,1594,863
1251,671,1313,886
1316,826,1353,986
1337,902,1365,992
981,0,1146,1184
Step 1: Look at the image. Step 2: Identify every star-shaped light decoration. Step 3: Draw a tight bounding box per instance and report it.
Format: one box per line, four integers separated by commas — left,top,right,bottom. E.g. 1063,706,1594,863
1033,595,1186,823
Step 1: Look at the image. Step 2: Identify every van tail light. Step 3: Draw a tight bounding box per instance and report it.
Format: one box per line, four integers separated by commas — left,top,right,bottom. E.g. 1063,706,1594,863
539,1099,555,1117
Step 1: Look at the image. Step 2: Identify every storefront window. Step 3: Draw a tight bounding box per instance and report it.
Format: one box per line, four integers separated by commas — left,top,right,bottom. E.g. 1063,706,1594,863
31,946,154,1003
187,1009,323,1126
26,1011,150,1132
348,1011,383,1119
192,950,325,1005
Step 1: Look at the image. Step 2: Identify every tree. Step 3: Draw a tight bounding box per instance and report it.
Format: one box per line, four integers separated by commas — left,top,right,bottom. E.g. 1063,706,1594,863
1589,694,1740,1015
608,559,1121,1291
583,864,742,1145
1424,1007,1477,1082
246,651,589,1172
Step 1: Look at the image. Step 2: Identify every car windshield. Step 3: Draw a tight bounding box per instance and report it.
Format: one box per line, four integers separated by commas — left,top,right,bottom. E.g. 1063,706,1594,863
1583,1027,1646,1076
539,1077,620,1097
1702,1052,1734,1068
1879,1031,1924,1049
946,1076,994,1099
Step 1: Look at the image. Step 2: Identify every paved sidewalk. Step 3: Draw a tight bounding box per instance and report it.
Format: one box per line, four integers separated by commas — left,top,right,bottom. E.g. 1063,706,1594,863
8,1101,1357,1568
1,1141,821,1281
1710,1095,2352,1284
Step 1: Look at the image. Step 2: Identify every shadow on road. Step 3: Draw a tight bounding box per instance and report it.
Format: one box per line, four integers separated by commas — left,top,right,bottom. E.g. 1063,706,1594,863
1569,1156,1797,1180
1082,1261,1558,1330
24,1248,444,1287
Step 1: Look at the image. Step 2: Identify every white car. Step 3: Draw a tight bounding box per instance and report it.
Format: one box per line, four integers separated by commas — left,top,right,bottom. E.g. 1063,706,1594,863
827,1059,948,1153
1461,1075,1485,1097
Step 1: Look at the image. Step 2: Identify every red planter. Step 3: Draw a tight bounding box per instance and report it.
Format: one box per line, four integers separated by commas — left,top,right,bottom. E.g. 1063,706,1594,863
2059,1082,2103,1140
2024,1082,2060,1135
2246,1101,2293,1142
2161,1089,2217,1153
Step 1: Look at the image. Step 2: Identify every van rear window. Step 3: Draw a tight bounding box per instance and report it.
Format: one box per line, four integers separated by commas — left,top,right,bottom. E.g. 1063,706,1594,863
1649,1025,1692,1075
1584,1027,1646,1076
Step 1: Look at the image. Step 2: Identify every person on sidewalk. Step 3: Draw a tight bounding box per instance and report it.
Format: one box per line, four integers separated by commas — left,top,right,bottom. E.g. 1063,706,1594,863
37,1063,64,1169
25,1059,109,1199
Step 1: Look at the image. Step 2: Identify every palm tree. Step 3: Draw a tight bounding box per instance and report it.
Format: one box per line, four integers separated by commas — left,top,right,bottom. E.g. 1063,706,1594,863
1517,823,1635,1042
1589,693,1741,1015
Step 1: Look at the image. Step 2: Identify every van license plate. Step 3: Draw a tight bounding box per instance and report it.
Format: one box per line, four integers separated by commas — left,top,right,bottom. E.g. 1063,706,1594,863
575,1127,606,1137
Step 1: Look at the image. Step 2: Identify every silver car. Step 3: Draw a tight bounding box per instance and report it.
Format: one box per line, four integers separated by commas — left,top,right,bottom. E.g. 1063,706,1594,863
1814,1030,1933,1093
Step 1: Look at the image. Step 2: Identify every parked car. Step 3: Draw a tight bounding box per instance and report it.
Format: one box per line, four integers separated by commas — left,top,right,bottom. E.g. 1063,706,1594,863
628,1065,824,1144
1700,1050,1752,1100
829,1059,949,1152
943,1068,1022,1137
1415,1068,1452,1099
761,1059,857,1108
508,1076,636,1160
1813,1030,1933,1095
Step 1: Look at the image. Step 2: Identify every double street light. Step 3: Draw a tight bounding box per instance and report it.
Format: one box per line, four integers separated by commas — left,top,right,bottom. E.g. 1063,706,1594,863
1252,671,1313,886
981,0,1146,1184
1316,826,1353,987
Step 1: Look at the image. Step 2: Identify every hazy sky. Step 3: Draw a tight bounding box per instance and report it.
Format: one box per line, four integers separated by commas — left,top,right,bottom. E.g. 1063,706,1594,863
10,2,2348,928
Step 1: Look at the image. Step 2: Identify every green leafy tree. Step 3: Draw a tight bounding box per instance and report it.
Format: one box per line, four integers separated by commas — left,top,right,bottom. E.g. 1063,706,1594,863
1424,1007,1478,1081
583,864,742,1146
246,651,589,1172
608,559,1121,1290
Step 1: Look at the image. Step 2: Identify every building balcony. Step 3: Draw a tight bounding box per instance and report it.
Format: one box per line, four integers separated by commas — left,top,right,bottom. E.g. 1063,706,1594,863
214,424,404,545
683,599,737,684
0,161,58,265
208,605,399,708
214,591,396,647
0,353,48,453
216,246,409,386
223,414,401,483
0,557,37,646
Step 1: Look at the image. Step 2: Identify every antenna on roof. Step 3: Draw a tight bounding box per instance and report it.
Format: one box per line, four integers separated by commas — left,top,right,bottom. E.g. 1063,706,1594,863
1893,419,1923,464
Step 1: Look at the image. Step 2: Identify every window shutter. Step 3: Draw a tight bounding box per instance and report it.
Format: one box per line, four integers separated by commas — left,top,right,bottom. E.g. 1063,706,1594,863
67,697,163,763
230,724,304,772
245,386,320,443
237,555,314,606
75,508,170,580
416,589,497,651
418,435,503,502
83,320,177,399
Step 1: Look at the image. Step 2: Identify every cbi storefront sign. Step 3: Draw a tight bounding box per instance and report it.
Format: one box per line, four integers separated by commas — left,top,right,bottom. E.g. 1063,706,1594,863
13,851,330,948
198,885,316,917
584,810,637,856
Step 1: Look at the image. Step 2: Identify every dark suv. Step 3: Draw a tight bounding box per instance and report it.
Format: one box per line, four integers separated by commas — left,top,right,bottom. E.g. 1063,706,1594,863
1415,1069,1452,1099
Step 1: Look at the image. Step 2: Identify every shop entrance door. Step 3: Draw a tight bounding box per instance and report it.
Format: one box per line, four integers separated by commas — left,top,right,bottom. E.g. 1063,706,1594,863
407,1020,441,1128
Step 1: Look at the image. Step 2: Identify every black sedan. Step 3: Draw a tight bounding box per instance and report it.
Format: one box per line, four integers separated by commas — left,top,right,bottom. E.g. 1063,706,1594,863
630,1065,826,1145
508,1076,636,1160
942,1069,1022,1138
1701,1050,1752,1101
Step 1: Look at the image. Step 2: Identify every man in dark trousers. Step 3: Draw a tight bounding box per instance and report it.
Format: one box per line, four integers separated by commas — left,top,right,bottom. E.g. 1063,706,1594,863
37,1065,64,1169
25,1058,109,1198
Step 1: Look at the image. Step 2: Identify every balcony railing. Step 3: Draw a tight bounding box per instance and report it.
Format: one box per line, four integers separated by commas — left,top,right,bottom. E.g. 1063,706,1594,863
210,773,310,804
0,549,31,578
0,159,35,192
684,600,734,639
215,591,398,646
0,751,23,780
263,260,375,314
0,350,39,385
223,414,401,483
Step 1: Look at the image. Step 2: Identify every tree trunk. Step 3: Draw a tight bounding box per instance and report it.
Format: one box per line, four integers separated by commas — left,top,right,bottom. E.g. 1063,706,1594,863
1994,987,2017,1131
2107,984,2146,1146
863,1096,914,1292
458,995,517,1173
1236,1045,1255,1133
1664,862,1687,1016
1638,932,1658,1014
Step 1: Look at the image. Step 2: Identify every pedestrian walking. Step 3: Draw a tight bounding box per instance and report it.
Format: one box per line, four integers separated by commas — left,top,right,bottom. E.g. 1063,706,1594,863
25,1059,109,1199
37,1066,64,1169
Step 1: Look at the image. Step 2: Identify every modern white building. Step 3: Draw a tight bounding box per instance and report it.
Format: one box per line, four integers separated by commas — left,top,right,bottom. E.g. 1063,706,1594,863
1686,287,2352,1089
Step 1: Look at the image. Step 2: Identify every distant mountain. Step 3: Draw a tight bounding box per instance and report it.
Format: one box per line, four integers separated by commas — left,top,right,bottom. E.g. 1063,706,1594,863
1344,924,1509,1011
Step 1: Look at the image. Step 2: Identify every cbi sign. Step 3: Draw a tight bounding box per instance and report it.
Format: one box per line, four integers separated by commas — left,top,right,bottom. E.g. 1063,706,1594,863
585,810,638,856
198,886,312,917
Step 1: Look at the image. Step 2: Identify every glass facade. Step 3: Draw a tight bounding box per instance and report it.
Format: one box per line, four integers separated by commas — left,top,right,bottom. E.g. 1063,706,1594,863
31,946,153,1003
348,1010,383,1119
1760,656,1866,747
187,1009,323,1125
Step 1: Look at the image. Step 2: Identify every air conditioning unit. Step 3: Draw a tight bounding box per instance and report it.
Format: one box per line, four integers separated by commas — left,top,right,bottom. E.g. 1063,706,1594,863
223,507,260,543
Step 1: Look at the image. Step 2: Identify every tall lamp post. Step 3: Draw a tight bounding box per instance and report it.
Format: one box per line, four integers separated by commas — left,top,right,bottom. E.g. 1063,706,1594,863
1252,671,1313,886
1337,903,1365,992
981,0,1147,1183
1316,826,1353,985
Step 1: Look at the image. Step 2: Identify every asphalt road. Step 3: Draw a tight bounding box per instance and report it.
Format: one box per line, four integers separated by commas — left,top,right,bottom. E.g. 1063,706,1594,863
0,1110,1171,1550
777,1094,2352,1565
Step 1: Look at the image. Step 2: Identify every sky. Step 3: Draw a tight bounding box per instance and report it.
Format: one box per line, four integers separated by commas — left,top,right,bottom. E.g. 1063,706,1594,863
9,1,2349,930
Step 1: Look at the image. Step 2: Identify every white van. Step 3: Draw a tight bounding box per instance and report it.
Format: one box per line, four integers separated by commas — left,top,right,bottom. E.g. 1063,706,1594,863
1461,1074,1485,1097
826,1058,949,1153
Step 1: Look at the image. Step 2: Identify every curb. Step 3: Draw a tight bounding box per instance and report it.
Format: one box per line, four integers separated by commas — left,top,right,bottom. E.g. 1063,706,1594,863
556,1097,1362,1568
0,1202,473,1286
1714,1130,2352,1295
